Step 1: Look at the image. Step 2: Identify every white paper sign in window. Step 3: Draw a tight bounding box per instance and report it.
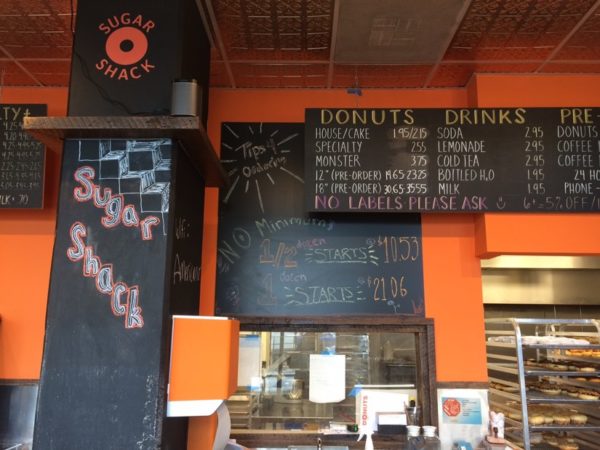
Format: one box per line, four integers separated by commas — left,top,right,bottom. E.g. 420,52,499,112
238,334,261,390
309,354,346,403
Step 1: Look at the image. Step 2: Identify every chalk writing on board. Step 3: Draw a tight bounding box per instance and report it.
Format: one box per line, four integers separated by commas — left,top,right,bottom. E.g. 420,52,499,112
175,217,190,240
73,165,161,238
377,235,420,262
0,104,46,208
74,139,170,234
284,284,364,306
172,253,201,284
218,217,335,269
66,221,144,329
65,139,172,328
216,122,425,316
221,123,303,214
306,107,600,213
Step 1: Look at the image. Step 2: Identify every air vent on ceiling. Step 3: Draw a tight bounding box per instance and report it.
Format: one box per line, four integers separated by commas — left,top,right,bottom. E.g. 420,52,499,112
334,0,469,64
368,16,419,48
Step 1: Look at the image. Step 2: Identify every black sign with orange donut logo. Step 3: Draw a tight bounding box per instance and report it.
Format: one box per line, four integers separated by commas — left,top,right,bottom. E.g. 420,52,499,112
95,13,156,80
68,0,210,116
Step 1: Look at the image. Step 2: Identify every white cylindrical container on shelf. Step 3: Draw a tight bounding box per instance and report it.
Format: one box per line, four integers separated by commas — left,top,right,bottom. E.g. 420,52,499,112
171,79,198,116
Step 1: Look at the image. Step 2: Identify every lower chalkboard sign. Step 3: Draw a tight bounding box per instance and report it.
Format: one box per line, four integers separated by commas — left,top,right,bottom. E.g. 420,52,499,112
0,104,46,208
215,123,424,316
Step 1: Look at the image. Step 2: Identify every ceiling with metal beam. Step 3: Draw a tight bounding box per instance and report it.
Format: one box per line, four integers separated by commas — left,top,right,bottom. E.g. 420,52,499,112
1,0,600,89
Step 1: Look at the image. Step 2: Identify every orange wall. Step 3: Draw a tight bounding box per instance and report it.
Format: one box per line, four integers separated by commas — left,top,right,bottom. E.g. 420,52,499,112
191,88,484,448
0,86,487,383
193,76,600,446
0,87,68,379
421,214,487,381
3,76,600,448
200,87,487,384
471,74,600,108
471,74,600,257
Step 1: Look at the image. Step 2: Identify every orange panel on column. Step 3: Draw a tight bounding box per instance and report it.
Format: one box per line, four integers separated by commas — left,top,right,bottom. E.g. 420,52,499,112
471,75,600,258
472,74,600,107
422,214,487,382
168,316,239,416
476,213,600,257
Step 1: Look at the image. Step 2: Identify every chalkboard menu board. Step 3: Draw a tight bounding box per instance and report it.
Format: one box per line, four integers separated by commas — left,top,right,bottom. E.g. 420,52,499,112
0,104,46,208
305,107,600,213
216,123,424,317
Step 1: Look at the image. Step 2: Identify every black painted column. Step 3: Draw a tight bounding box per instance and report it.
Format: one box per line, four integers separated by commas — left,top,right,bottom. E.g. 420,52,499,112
68,0,209,119
33,1,210,449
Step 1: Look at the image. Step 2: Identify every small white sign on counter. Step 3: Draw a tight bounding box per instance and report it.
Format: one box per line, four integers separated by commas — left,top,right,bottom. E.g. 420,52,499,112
355,389,411,432
309,354,346,403
437,388,488,449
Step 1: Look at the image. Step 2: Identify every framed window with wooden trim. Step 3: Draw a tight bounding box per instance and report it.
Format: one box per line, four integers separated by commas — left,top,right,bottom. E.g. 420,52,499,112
226,315,437,448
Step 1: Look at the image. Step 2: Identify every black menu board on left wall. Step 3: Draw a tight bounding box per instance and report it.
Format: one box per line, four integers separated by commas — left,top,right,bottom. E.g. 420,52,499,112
0,104,46,208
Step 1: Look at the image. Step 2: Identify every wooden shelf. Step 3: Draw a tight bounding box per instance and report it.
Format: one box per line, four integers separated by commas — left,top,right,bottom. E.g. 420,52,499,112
22,115,228,187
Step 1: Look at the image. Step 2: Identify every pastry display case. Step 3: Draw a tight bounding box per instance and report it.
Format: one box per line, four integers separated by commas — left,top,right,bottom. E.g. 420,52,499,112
485,318,600,450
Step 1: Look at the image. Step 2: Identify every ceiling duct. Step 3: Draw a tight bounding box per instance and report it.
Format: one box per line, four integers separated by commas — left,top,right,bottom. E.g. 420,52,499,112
334,0,469,64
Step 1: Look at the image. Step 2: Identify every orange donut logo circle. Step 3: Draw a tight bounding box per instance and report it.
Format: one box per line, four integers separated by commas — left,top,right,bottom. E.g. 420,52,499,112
105,26,148,66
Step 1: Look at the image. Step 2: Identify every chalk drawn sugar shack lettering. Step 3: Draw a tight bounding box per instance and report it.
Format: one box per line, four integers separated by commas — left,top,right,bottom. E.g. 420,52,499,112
65,139,172,329
67,221,144,329
221,123,304,213
74,166,160,239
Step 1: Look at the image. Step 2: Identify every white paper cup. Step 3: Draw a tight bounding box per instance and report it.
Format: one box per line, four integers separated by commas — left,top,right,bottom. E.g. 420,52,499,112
422,425,437,437
407,425,421,436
